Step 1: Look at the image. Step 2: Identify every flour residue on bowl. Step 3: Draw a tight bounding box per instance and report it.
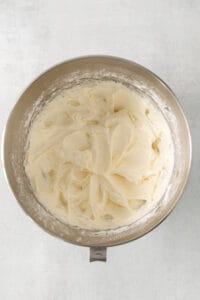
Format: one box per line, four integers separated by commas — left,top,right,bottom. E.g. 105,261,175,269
24,81,174,230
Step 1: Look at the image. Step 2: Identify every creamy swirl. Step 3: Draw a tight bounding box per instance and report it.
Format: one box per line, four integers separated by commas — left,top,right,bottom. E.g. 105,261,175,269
25,81,174,229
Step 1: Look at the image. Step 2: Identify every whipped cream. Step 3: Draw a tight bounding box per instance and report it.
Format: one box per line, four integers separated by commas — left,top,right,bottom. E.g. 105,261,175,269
25,81,174,229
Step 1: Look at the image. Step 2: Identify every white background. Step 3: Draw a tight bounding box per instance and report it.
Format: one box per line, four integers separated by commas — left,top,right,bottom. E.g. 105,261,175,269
0,1,199,299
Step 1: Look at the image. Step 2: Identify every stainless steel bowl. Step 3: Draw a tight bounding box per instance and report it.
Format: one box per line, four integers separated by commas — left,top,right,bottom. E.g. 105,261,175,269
2,56,192,261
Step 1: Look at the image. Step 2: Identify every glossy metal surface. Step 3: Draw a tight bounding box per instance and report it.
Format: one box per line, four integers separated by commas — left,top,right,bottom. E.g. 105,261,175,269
2,56,192,247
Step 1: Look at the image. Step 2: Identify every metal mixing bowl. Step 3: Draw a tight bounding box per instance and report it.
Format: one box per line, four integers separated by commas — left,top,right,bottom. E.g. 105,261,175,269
2,56,192,261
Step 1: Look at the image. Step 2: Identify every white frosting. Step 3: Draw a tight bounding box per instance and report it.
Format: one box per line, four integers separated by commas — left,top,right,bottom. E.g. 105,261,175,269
25,81,174,229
